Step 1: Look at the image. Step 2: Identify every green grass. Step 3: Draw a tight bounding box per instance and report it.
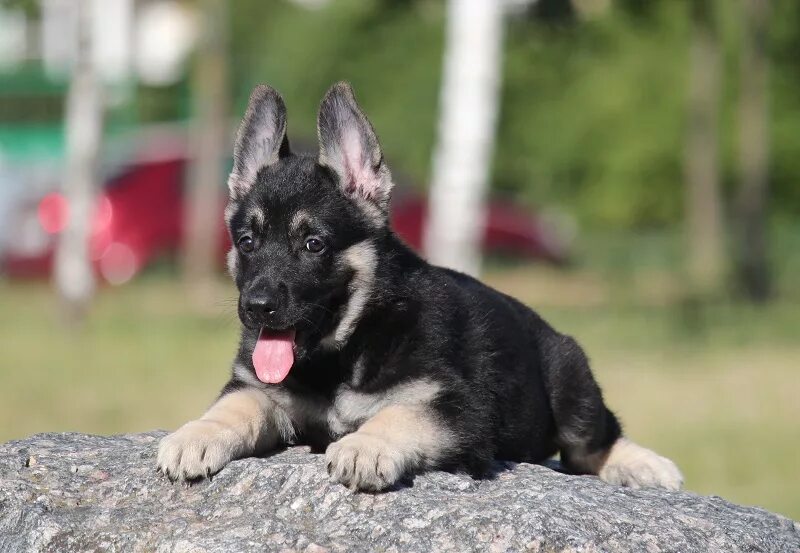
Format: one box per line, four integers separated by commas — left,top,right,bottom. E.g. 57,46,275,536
1,267,798,520
0,278,240,439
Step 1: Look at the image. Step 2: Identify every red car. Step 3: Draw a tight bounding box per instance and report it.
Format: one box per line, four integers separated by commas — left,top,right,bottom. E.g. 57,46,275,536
2,157,567,283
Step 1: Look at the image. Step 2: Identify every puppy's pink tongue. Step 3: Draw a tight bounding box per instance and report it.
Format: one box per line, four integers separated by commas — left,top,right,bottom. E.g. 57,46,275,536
252,329,295,384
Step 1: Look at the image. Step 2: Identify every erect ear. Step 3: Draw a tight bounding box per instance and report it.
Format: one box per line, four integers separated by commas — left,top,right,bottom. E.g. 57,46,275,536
227,85,291,199
317,82,393,221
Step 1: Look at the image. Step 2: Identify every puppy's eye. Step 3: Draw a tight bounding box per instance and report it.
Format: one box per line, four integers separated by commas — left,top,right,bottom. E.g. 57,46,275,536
305,237,325,253
237,236,254,253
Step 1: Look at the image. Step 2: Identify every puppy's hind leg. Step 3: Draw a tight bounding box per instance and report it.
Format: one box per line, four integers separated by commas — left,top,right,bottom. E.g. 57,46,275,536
587,437,683,490
544,335,683,490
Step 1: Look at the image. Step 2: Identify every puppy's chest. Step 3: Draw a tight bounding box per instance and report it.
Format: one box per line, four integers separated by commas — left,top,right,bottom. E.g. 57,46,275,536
285,382,413,440
326,388,375,437
272,383,390,440
314,356,381,437
275,359,440,441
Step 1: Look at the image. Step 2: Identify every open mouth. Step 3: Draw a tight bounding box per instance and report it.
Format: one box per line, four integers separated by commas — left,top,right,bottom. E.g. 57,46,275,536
252,328,296,384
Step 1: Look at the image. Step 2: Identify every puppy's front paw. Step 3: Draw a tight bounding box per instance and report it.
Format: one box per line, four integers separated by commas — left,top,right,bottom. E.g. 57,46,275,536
599,439,683,491
157,420,239,481
325,432,405,492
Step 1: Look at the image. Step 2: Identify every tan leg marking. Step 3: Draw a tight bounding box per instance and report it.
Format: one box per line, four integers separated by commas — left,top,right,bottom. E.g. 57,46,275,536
325,404,454,492
576,437,684,490
157,388,287,480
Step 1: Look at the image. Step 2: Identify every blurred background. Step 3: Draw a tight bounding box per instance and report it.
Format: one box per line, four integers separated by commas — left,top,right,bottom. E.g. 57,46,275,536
0,0,798,518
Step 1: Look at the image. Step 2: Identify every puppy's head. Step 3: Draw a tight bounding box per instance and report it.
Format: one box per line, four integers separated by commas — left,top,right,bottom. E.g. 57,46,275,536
225,83,392,383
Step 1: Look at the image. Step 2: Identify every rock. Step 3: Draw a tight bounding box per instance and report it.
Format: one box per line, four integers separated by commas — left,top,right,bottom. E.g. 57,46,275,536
0,432,797,552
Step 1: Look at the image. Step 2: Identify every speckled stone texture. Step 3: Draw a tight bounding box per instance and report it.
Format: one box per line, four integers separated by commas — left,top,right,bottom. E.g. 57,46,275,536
0,433,797,552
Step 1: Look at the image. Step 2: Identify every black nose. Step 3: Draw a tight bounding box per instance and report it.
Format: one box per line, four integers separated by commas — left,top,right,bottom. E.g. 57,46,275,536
245,295,279,320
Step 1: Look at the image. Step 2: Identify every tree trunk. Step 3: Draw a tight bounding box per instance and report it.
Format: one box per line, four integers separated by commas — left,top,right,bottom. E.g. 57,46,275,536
182,0,229,301
423,0,505,276
54,0,103,323
735,0,771,302
684,0,726,299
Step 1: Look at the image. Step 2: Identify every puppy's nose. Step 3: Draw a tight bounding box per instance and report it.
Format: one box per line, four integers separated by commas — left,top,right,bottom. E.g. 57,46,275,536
245,295,278,320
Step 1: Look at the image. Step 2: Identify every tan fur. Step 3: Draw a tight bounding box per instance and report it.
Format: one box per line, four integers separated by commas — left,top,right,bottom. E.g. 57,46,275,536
157,388,289,480
245,206,266,229
219,370,331,434
321,241,378,349
223,201,237,226
289,210,311,234
328,379,441,436
226,247,238,279
573,437,683,490
325,404,454,491
231,367,443,442
264,386,328,435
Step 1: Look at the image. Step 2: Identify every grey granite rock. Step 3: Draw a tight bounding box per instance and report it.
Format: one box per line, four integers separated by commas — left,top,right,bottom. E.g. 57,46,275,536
0,432,797,552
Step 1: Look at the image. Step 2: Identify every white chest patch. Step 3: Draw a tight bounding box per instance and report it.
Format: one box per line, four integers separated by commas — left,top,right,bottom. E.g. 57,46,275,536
235,364,442,441
326,379,442,437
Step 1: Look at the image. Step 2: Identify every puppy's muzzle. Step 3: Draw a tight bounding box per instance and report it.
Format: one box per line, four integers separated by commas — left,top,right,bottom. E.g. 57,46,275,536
240,287,287,329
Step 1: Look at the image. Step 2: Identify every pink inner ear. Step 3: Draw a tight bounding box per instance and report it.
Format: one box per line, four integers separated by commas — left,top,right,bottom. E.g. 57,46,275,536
341,127,380,199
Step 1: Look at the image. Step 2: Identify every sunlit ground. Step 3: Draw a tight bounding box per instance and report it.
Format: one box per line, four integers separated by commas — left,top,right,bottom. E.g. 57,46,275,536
1,246,798,519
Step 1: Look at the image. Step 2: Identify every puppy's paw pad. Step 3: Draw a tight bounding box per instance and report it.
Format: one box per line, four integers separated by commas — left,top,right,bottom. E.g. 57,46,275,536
325,432,404,492
157,420,237,481
599,439,683,490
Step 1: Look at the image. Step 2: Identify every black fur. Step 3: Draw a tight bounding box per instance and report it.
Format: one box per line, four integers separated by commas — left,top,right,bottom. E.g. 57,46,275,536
221,82,623,479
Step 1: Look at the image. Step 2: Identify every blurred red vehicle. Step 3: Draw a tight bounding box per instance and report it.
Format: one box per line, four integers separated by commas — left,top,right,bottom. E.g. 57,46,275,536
1,157,567,283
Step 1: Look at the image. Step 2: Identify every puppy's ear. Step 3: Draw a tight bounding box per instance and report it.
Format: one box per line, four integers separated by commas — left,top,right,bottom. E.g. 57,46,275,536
228,85,291,199
317,82,393,221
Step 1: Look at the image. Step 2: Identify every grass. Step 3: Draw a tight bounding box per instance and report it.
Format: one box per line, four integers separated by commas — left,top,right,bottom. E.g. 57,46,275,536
1,257,798,520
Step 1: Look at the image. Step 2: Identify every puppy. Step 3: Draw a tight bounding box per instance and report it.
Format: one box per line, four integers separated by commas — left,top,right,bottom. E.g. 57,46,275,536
157,82,682,492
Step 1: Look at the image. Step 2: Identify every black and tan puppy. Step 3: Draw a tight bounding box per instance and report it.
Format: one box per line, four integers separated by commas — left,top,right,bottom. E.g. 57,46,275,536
157,83,683,492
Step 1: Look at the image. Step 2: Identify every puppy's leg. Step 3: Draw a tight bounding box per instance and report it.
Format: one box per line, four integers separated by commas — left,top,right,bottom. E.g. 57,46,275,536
545,335,683,490
325,404,453,492
157,385,289,481
579,437,684,490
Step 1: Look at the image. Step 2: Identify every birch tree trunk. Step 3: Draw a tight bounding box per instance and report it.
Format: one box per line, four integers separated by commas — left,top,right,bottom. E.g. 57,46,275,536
54,0,103,323
423,0,505,276
684,0,725,299
182,0,229,301
735,0,771,302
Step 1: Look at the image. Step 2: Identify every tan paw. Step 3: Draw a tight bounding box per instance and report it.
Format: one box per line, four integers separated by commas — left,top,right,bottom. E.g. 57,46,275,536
325,432,405,492
599,438,684,490
157,420,240,481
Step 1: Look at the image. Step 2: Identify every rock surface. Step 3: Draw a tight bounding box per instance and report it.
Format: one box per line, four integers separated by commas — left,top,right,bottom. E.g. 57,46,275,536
0,432,797,552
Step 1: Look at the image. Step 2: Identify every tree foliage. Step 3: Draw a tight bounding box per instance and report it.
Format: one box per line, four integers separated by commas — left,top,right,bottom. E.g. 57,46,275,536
226,0,799,229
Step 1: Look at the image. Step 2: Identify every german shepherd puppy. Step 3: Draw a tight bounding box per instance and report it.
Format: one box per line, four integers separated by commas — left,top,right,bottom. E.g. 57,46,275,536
157,83,683,492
